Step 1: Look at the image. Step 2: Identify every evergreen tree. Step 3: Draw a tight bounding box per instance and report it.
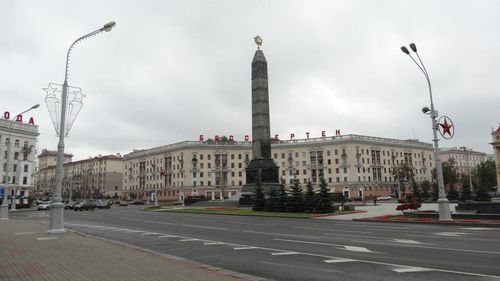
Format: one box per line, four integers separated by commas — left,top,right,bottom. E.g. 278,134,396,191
446,186,459,201
277,184,287,212
459,178,473,202
431,182,439,201
315,178,333,213
411,180,421,200
287,180,304,212
475,186,492,202
304,181,316,213
421,180,431,201
252,183,265,211
265,188,279,211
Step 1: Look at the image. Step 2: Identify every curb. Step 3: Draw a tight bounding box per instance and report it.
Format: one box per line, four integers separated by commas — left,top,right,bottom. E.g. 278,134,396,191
353,218,500,228
65,227,272,281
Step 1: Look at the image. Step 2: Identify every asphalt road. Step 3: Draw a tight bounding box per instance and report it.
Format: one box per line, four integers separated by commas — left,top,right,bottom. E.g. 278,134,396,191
12,207,500,281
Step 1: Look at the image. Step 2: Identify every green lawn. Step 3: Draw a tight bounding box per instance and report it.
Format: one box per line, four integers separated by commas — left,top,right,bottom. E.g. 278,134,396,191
150,207,341,218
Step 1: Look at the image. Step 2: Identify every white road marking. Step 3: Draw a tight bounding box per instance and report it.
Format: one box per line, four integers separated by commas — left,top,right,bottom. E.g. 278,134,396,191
271,251,300,256
125,230,144,233
344,246,373,253
158,235,176,239
406,234,499,242
273,238,378,254
394,239,423,244
142,232,161,236
296,226,371,234
244,230,320,240
15,232,34,235
462,227,495,230
324,258,355,263
392,266,433,273
435,232,469,237
37,237,58,241
181,224,227,230
180,238,200,242
353,240,500,255
203,242,225,245
233,246,258,250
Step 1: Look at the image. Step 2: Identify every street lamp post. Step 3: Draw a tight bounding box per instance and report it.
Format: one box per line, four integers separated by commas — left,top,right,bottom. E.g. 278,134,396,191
401,43,452,220
459,146,474,193
151,163,158,207
47,21,116,234
0,104,39,220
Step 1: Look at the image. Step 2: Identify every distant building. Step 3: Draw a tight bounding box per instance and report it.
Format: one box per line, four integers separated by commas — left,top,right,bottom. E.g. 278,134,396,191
0,116,39,204
122,134,435,201
439,147,487,176
491,125,500,194
35,152,124,199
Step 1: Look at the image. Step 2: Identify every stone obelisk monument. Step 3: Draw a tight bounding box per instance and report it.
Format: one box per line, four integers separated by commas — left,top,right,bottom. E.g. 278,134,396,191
242,36,281,195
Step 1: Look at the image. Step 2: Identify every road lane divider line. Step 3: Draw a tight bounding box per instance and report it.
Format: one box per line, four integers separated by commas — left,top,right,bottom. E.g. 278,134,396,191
295,227,371,234
344,246,373,253
15,232,34,235
233,246,258,250
393,239,424,244
203,242,225,245
180,238,200,242
324,259,355,263
158,235,176,239
352,240,500,255
37,237,58,241
244,230,320,240
271,251,300,256
142,232,161,236
392,266,433,273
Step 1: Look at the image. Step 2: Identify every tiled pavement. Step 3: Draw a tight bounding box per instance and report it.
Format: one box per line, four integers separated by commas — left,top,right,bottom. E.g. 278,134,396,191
0,219,261,281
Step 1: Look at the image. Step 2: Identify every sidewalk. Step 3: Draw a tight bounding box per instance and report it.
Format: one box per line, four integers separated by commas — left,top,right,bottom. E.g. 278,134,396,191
317,202,458,220
0,220,261,281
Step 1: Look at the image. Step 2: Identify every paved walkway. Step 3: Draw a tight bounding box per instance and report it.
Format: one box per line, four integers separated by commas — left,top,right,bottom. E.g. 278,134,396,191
0,220,259,281
318,202,458,220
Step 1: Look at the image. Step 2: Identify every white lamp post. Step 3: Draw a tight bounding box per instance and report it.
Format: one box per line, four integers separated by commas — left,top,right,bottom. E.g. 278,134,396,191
46,21,116,234
401,43,452,220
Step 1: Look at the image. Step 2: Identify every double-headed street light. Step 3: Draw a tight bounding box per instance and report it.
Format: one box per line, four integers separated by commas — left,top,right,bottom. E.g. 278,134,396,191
47,21,116,234
0,104,39,220
401,43,452,221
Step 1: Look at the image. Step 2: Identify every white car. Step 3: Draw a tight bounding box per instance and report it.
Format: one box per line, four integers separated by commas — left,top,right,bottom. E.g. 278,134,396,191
377,196,392,200
37,201,52,211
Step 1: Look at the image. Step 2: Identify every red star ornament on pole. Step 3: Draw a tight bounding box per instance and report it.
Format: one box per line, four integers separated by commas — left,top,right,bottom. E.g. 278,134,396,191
438,116,454,139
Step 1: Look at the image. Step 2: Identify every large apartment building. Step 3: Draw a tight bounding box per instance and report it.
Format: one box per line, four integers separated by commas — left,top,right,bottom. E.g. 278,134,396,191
0,115,39,204
35,151,124,199
439,147,487,176
123,134,435,201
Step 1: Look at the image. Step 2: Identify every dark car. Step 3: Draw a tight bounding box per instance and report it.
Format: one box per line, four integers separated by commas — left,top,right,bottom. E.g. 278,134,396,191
73,201,96,211
131,199,144,205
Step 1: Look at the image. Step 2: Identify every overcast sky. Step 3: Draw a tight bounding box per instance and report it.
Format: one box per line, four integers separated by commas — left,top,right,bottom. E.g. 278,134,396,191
1,0,499,160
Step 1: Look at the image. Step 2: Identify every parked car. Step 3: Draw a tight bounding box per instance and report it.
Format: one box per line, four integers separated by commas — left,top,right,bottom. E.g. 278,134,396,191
118,201,128,206
131,199,144,205
37,201,52,211
377,196,392,201
65,201,76,209
95,200,108,209
73,201,96,211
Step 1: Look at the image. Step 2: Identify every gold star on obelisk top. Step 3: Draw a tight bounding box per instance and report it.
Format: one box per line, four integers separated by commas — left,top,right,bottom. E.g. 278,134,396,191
254,35,263,49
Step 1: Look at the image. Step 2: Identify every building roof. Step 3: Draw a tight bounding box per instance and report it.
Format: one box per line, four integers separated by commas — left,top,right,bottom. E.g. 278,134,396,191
38,149,73,158
124,134,434,160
